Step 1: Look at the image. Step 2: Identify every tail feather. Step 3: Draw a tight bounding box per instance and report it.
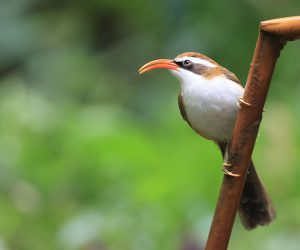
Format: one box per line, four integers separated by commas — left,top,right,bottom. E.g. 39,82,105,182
238,161,276,229
218,142,276,229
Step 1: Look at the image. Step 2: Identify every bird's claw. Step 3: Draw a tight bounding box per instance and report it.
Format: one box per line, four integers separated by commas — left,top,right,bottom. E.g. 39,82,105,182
222,162,240,177
237,98,266,112
238,97,252,108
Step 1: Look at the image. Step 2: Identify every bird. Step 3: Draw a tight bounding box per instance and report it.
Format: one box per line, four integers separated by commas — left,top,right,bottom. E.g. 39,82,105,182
138,52,276,230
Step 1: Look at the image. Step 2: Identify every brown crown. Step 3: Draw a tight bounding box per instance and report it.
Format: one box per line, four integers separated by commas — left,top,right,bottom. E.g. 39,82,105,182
175,52,219,66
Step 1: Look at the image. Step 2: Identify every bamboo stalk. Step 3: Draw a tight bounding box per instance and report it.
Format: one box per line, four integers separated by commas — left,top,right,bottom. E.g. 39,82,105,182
205,16,300,250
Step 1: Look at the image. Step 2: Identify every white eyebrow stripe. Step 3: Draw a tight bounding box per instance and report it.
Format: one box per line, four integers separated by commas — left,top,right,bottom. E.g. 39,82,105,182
176,56,217,68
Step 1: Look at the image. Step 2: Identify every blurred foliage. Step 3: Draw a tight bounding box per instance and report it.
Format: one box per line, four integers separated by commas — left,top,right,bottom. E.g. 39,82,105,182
0,0,300,249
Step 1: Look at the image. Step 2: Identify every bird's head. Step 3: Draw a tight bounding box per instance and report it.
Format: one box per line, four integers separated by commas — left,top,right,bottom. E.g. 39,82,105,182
139,52,220,82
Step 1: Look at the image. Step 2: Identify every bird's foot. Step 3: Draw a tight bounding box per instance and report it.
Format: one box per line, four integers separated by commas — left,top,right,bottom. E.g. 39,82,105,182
237,97,266,112
238,97,252,108
222,162,240,177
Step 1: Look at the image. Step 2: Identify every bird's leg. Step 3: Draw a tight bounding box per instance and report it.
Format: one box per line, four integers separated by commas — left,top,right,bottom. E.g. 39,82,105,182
222,146,240,177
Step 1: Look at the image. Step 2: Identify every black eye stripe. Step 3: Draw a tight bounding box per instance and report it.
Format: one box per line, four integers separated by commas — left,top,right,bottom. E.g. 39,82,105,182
174,58,212,74
174,60,181,66
183,60,192,66
174,59,192,68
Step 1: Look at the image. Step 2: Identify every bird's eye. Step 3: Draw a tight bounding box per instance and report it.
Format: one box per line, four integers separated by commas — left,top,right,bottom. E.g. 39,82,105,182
183,60,192,67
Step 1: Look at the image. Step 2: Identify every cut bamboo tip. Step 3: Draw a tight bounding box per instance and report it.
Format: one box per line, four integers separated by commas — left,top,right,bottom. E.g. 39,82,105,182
260,16,300,40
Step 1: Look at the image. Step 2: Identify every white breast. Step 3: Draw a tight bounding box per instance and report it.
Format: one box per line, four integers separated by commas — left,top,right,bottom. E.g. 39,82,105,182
172,69,244,142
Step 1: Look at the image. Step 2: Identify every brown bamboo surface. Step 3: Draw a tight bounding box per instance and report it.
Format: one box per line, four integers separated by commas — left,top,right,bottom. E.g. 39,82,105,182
260,16,300,40
205,16,300,250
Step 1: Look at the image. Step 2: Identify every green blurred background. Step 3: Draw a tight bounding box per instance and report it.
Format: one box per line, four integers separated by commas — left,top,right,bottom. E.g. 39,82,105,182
0,0,300,249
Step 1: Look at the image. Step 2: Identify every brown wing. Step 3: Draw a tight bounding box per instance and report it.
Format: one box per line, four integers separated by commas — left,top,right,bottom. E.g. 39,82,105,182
221,67,241,84
178,94,188,122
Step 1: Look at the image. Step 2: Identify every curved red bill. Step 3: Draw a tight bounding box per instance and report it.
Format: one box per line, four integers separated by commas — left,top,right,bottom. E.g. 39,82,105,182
138,59,179,74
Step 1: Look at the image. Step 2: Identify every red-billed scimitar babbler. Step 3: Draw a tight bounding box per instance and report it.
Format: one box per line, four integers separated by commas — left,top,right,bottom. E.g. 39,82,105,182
139,52,276,229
